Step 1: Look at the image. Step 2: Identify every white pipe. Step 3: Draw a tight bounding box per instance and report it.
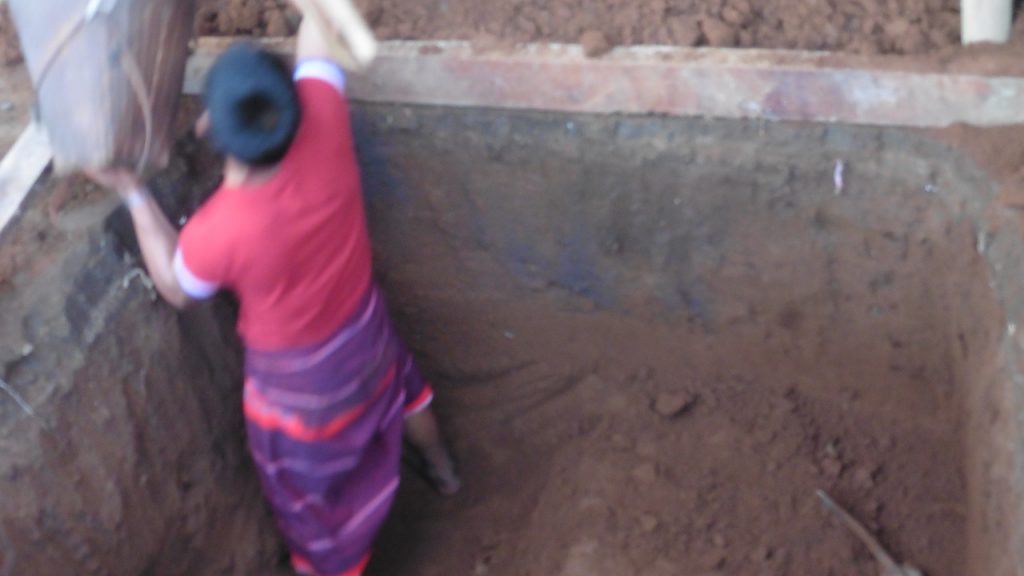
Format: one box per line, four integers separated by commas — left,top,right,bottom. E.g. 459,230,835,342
962,0,1013,44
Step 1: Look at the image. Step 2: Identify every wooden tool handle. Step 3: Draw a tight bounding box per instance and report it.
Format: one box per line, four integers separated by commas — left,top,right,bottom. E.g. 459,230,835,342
292,0,378,70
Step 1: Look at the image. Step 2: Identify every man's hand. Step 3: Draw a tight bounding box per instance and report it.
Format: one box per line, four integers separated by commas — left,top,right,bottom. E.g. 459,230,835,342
84,168,195,309
85,168,143,199
287,0,376,70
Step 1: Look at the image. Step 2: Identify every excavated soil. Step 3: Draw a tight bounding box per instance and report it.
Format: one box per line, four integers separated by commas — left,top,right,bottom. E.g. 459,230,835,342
195,0,301,37
2,1,1022,66
195,0,1024,54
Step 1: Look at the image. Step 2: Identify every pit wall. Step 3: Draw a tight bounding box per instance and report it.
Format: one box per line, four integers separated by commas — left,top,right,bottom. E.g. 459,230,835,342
0,147,281,574
978,187,1024,576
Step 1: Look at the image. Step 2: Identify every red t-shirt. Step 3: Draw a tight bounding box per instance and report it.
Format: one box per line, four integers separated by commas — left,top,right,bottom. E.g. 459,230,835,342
174,61,373,351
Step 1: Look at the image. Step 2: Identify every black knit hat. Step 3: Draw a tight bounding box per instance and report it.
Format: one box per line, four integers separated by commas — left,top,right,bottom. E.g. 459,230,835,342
202,43,301,167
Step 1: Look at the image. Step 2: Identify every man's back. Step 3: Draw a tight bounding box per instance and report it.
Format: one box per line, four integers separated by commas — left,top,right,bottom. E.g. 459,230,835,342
177,63,373,351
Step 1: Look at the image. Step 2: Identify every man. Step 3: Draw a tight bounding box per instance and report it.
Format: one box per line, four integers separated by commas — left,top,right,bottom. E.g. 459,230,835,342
88,6,460,575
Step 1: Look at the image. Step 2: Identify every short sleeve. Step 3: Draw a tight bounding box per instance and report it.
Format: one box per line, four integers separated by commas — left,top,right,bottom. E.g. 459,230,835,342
293,59,348,133
287,59,354,170
294,59,346,93
175,208,229,300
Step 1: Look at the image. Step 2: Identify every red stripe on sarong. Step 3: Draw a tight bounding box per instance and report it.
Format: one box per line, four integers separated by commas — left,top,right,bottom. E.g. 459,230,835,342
245,365,397,442
293,553,371,576
403,383,434,416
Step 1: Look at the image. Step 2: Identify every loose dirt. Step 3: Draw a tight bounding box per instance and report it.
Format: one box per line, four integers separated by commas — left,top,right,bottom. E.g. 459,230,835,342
358,0,975,54
195,0,301,37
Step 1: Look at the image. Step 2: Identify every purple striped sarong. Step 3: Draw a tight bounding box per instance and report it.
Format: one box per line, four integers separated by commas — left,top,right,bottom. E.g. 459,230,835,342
243,285,433,576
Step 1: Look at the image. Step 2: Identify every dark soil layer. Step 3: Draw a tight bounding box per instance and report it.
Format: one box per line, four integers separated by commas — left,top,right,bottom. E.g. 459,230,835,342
362,0,966,53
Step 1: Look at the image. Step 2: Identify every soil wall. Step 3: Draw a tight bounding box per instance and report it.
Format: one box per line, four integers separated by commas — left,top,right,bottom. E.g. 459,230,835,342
0,140,281,574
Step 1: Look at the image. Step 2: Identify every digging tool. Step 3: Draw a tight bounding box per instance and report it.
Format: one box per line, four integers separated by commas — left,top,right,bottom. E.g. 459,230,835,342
289,0,378,71
816,490,923,576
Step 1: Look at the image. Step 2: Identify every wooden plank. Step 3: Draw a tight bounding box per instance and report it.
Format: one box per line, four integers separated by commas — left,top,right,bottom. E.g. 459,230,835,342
188,39,1024,129
0,123,51,237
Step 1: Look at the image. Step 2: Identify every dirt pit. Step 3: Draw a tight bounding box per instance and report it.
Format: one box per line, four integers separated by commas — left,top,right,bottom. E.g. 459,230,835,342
1,104,1022,575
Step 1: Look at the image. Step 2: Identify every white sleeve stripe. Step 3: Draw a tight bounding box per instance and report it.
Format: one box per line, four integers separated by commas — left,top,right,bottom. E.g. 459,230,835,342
294,59,346,93
173,249,219,300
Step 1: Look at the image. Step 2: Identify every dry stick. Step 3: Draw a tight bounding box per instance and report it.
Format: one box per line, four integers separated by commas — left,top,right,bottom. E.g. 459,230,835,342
0,376,38,420
816,490,923,576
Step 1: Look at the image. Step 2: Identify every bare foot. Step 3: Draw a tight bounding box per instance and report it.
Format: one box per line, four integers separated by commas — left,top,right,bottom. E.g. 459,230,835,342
426,457,462,496
404,407,462,495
